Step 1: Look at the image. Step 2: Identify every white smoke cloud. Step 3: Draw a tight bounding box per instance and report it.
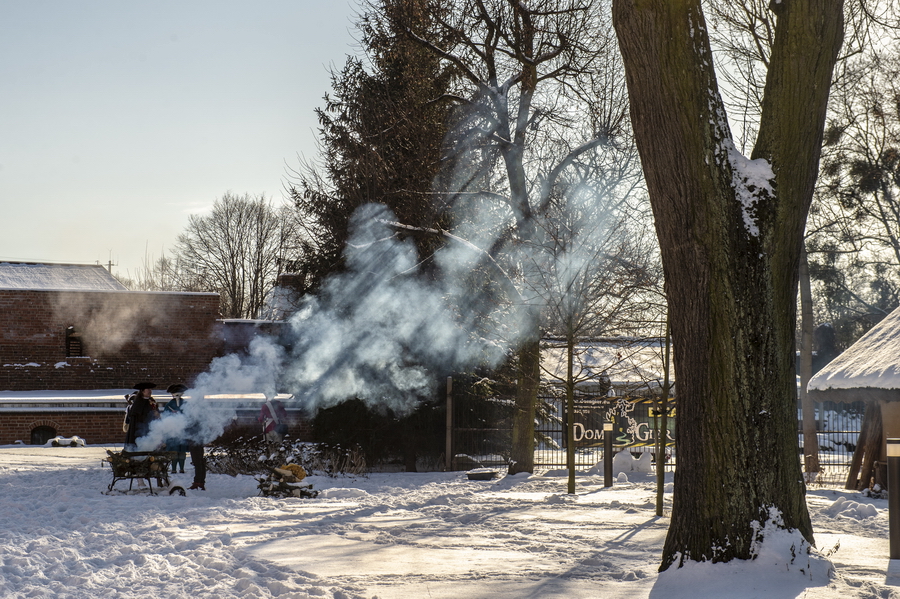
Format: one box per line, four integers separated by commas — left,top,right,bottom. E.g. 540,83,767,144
280,204,506,414
138,335,286,449
135,199,533,449
136,179,633,449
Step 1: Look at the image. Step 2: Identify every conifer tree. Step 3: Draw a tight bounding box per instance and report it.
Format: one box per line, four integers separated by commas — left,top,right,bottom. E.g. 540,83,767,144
290,0,456,292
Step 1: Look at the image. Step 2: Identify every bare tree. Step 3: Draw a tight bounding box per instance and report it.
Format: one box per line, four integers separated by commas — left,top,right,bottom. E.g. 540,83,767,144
705,0,896,152
806,47,900,336
530,182,661,493
174,193,298,319
117,251,205,293
398,0,639,474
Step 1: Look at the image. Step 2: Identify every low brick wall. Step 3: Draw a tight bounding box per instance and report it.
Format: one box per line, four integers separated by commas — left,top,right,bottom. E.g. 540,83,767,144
1,412,123,445
0,408,313,446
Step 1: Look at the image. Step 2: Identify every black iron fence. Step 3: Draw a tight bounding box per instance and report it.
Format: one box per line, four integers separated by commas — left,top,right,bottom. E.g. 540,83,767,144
446,391,515,470
448,386,675,472
534,393,675,470
798,400,865,486
448,383,864,485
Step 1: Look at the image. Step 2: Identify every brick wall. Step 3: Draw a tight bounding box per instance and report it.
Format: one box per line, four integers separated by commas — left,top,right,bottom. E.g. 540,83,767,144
0,289,222,390
0,289,316,445
1,412,124,444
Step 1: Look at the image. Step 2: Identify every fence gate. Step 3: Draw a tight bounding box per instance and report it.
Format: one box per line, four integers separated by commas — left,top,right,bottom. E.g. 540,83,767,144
445,379,514,470
446,383,862,483
534,393,675,471
799,400,865,486
446,381,675,472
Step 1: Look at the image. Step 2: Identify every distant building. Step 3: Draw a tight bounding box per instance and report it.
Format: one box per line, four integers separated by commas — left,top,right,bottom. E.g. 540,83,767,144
541,337,674,396
0,261,222,391
0,261,128,291
0,262,307,444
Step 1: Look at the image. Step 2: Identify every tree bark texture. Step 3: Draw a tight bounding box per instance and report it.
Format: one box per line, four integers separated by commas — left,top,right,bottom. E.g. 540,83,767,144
612,0,843,569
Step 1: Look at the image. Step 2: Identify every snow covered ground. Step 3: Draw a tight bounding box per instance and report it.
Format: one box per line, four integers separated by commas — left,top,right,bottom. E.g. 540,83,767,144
0,444,897,599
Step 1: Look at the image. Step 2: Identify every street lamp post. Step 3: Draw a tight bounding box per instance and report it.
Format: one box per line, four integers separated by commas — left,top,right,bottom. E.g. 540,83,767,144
889,438,900,560
604,422,614,488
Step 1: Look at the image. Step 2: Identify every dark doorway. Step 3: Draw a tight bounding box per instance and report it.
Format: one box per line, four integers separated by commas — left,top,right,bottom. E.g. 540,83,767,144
31,426,57,445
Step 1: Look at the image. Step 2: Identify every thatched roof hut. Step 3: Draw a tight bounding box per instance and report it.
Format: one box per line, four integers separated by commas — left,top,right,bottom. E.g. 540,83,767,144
809,306,900,403
809,306,900,489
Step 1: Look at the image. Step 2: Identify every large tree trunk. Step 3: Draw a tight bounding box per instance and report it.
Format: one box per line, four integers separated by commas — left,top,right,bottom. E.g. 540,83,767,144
509,335,539,474
612,0,843,570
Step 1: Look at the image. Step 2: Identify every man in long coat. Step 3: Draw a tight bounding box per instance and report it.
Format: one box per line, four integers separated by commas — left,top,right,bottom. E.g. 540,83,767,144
123,382,158,450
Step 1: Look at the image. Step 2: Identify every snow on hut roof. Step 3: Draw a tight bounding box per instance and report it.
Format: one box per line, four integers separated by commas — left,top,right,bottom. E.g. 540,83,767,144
808,305,900,395
0,262,127,291
541,338,672,395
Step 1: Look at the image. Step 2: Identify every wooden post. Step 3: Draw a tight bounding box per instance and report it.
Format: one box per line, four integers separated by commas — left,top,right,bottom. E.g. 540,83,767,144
604,422,614,487
445,376,453,471
889,438,900,559
847,401,883,490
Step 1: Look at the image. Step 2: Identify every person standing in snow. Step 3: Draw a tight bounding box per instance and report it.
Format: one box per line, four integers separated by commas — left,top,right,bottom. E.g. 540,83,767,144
162,383,189,474
181,392,207,491
123,382,159,451
188,440,207,491
258,397,289,448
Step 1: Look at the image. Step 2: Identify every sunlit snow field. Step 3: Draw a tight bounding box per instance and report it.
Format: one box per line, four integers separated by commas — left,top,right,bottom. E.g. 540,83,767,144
0,444,896,599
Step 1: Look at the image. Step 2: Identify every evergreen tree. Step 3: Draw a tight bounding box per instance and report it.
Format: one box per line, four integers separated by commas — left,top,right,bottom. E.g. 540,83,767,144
289,0,456,292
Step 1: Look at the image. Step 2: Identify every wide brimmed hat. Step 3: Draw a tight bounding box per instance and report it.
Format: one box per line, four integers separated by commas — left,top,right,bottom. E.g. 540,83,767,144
167,383,188,394
133,382,156,390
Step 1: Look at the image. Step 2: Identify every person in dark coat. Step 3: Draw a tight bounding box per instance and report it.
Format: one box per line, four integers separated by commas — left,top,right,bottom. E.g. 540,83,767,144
163,383,189,473
179,391,206,491
123,382,159,451
189,442,206,491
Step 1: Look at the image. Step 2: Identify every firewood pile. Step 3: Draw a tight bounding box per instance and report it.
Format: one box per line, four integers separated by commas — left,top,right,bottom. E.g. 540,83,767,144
257,463,318,499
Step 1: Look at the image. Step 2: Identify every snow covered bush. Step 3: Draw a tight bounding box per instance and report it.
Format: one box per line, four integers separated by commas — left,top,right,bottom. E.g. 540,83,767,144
206,435,367,478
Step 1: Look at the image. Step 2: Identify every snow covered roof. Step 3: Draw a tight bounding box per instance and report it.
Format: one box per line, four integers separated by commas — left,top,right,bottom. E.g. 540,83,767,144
541,338,672,395
0,389,293,412
808,305,900,400
0,262,127,291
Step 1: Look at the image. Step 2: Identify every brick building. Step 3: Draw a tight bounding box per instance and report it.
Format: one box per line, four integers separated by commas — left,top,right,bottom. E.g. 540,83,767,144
0,262,222,391
0,262,302,445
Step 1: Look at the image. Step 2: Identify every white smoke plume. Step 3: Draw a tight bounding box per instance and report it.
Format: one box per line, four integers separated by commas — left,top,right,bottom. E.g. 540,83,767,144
133,203,507,447
280,203,520,413
137,181,635,449
52,292,170,357
137,335,286,449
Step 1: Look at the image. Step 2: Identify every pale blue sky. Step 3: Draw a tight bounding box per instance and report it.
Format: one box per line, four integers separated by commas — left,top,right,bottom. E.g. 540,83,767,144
0,0,361,279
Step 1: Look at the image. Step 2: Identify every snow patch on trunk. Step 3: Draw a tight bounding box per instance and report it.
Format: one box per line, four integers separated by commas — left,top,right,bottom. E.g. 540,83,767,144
724,140,774,237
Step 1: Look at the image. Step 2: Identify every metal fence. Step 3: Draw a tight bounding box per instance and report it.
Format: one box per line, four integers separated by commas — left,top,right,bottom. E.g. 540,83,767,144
799,400,865,487
447,391,514,470
533,393,675,471
448,385,864,485
448,388,675,472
